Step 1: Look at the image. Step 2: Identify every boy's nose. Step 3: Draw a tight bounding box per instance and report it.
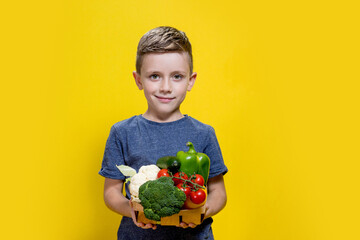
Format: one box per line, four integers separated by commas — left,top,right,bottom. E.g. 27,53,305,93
160,79,172,93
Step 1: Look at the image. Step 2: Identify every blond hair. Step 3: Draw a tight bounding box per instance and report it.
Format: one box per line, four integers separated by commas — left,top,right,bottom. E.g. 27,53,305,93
136,26,193,74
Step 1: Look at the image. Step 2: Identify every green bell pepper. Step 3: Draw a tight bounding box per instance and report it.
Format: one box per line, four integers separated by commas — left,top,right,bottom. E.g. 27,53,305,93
177,142,210,185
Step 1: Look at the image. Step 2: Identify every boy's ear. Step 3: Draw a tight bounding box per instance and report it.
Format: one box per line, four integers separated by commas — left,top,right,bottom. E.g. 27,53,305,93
187,72,197,91
133,71,143,90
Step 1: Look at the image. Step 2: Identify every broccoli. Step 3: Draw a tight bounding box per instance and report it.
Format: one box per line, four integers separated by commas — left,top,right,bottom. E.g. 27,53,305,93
138,176,186,221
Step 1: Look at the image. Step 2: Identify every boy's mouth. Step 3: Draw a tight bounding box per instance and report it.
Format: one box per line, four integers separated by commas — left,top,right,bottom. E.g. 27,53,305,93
155,95,175,103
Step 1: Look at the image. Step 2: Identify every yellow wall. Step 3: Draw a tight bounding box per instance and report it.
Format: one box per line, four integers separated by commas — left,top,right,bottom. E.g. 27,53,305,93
1,0,359,239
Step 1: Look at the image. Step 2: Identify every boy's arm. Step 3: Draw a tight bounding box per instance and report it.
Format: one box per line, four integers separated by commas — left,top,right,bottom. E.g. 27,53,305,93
178,174,227,228
103,178,157,230
204,174,227,219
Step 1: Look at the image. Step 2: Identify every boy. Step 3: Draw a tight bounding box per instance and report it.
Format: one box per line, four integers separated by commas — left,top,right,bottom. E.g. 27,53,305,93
99,26,227,239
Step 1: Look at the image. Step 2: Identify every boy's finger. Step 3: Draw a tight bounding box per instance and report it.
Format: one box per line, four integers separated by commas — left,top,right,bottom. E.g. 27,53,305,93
188,223,197,228
142,223,155,229
177,221,197,229
147,223,157,230
178,222,189,228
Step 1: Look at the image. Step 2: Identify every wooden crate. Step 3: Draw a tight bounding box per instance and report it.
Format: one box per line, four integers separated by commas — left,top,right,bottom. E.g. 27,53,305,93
132,201,206,226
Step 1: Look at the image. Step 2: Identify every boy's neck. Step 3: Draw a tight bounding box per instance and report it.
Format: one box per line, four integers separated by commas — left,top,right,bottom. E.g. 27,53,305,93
142,111,185,123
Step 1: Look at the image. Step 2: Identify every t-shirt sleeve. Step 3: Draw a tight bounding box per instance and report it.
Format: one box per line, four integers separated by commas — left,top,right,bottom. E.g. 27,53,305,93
98,126,126,180
204,126,228,179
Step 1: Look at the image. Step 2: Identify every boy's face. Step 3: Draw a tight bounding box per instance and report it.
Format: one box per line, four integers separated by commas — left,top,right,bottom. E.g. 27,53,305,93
133,52,196,122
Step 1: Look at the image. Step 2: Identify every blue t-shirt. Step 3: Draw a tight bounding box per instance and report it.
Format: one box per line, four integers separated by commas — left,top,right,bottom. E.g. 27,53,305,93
99,115,228,240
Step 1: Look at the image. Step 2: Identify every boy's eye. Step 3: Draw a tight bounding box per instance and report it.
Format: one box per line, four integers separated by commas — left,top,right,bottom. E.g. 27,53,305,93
173,74,184,80
150,74,160,80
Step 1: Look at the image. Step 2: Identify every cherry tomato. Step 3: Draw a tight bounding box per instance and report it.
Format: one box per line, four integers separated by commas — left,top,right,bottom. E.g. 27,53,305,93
183,187,207,209
191,174,205,187
157,169,170,178
176,183,191,198
190,189,206,204
172,172,188,185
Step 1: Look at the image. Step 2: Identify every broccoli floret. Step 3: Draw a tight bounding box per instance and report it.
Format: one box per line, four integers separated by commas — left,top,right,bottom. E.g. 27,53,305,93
139,177,186,221
143,209,159,222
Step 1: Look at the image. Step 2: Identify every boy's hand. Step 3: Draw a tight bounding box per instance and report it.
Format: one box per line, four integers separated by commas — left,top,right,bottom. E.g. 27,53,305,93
177,174,227,229
129,200,157,230
176,222,197,228
176,204,208,228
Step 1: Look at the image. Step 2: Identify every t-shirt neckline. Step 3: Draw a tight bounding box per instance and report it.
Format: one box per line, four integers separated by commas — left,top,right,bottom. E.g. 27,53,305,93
138,114,189,126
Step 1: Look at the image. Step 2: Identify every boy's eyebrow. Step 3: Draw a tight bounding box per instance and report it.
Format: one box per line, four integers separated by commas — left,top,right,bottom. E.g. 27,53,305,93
172,71,187,75
143,70,160,75
144,70,188,75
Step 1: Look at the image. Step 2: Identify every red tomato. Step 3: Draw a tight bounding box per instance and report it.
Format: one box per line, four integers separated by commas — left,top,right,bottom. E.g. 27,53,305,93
190,189,206,204
176,183,191,198
157,169,170,178
191,174,205,187
183,187,207,209
172,172,188,185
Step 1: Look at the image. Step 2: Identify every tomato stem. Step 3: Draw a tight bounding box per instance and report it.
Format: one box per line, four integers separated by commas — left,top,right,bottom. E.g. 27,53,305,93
171,176,205,190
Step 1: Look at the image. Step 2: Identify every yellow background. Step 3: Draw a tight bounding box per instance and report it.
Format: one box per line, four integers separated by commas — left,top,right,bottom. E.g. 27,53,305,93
1,0,359,239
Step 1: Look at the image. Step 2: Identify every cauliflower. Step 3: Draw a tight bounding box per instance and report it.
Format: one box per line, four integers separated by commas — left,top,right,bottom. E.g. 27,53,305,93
138,165,161,180
117,164,160,203
128,173,147,201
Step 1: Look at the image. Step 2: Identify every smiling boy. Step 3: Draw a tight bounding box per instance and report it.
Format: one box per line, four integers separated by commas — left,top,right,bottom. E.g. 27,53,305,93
99,26,227,240
133,51,196,122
